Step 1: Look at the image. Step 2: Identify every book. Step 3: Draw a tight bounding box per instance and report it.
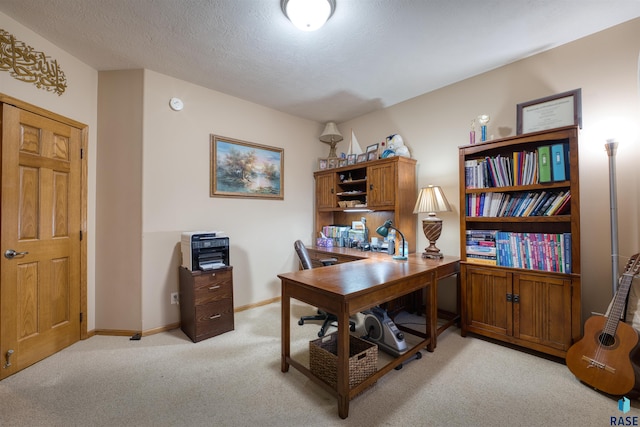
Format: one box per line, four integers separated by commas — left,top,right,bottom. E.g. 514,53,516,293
551,144,566,181
563,233,572,273
538,145,551,183
563,143,571,181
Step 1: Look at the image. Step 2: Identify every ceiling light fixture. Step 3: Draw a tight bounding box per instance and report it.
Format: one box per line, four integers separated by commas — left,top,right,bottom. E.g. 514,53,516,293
281,0,336,32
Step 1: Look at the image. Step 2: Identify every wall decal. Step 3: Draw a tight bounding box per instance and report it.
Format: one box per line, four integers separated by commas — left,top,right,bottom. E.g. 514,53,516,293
0,29,67,95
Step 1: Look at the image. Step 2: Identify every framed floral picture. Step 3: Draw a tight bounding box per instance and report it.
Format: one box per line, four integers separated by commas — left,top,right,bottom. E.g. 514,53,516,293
210,135,283,199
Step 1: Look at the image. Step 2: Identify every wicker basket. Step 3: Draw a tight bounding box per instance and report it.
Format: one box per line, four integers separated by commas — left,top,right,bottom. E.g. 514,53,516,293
309,332,377,389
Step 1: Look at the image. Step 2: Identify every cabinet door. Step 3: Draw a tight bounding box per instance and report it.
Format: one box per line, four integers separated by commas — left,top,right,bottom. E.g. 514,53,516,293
316,172,336,210
367,162,395,208
513,273,572,352
464,266,511,336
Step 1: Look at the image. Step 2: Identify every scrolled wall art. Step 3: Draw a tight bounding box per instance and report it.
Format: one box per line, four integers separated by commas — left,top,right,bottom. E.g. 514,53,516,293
0,28,67,95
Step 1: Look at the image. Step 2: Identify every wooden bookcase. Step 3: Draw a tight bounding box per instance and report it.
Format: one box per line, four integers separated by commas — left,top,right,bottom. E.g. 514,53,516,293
458,126,581,358
314,156,417,253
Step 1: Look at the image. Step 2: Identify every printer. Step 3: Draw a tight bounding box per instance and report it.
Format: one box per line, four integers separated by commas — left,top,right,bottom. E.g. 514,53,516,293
181,231,229,271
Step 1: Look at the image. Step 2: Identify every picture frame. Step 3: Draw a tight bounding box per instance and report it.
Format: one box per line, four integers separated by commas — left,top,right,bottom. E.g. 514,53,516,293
347,154,357,165
356,153,367,163
516,89,582,135
338,158,348,168
366,143,379,153
210,134,283,199
367,151,377,161
328,158,338,169
318,158,328,170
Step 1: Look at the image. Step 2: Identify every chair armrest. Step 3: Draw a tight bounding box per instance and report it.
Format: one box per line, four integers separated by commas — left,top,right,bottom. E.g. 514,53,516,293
320,257,338,266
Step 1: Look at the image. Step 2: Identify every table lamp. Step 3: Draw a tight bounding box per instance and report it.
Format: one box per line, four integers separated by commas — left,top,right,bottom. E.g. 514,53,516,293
319,122,343,158
376,220,407,260
413,185,452,259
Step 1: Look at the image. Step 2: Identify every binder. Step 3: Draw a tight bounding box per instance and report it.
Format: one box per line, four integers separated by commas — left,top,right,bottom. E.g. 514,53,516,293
537,146,551,183
563,143,571,181
551,144,566,181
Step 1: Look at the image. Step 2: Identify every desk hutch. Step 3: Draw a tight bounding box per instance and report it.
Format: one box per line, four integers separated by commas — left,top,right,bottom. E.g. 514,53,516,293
314,156,417,253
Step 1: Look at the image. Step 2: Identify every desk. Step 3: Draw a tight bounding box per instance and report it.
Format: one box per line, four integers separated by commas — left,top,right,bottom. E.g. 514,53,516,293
279,256,459,419
308,248,461,343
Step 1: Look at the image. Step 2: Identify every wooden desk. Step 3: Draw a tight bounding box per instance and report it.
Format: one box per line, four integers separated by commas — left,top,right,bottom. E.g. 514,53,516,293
308,248,461,345
279,256,459,419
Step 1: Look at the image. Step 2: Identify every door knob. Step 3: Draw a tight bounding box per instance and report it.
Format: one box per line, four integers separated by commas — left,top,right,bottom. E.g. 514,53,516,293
4,249,28,259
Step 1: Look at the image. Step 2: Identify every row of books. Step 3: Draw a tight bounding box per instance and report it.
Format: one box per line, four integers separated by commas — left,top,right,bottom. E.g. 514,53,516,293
466,190,571,217
465,143,570,189
466,230,572,273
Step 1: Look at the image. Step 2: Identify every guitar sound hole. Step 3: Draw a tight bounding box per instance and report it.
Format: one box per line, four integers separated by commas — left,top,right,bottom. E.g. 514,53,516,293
598,333,615,346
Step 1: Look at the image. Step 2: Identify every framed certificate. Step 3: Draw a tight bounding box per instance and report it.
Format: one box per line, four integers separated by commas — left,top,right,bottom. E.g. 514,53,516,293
516,89,582,135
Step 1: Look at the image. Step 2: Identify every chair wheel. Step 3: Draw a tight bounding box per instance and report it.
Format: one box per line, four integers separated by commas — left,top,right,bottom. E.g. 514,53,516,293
394,364,403,370
298,320,304,325
415,351,423,359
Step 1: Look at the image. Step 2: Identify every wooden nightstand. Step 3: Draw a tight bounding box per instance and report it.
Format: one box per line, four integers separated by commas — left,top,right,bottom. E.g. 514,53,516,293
179,266,234,342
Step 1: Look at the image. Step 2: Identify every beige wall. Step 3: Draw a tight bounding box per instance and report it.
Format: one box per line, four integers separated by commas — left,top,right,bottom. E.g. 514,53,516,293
96,70,144,331
2,9,639,333
0,12,99,331
338,19,640,320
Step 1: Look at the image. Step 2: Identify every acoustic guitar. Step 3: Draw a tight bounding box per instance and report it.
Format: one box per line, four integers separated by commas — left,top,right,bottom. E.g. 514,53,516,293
566,253,640,396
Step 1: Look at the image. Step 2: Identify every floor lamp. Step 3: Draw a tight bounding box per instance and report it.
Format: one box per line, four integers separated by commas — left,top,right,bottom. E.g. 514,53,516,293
605,139,619,295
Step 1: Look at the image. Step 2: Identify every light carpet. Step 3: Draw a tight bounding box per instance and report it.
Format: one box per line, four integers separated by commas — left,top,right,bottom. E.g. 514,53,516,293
1,300,638,426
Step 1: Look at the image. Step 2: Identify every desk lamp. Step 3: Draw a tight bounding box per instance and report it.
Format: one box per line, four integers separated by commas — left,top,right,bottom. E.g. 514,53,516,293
376,220,407,260
413,185,452,259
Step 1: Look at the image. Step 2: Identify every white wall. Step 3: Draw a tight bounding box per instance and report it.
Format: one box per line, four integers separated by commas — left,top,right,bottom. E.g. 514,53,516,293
0,12,99,331
338,19,640,320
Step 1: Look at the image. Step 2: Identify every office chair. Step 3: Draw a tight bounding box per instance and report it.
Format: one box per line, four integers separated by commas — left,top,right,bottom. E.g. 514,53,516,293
294,240,356,337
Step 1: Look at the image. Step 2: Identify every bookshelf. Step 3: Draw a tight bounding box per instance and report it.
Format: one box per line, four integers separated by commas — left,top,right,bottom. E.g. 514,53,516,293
458,126,581,358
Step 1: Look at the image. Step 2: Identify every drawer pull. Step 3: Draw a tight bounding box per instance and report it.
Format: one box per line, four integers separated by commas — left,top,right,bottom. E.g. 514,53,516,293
209,285,221,290
209,314,221,320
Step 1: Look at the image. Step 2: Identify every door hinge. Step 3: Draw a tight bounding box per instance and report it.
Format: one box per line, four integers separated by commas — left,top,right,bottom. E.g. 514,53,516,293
80,148,84,159
80,312,83,323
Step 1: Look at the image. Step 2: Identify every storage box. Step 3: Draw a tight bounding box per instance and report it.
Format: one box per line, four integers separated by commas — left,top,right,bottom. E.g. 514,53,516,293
316,237,333,247
309,332,377,389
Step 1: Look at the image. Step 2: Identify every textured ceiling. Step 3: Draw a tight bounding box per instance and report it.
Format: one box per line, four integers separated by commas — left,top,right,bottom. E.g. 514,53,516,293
1,0,640,123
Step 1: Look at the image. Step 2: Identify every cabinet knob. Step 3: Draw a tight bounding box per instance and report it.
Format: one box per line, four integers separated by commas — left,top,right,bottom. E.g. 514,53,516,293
369,184,373,190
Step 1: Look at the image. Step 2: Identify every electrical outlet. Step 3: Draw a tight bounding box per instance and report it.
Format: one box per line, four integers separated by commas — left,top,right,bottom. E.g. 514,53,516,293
170,292,179,305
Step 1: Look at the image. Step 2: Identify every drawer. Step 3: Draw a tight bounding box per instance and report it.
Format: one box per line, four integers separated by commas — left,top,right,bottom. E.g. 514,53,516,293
195,299,234,339
193,270,233,305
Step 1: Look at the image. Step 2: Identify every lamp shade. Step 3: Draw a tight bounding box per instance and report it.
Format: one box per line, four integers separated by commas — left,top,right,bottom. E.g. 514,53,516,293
282,0,335,32
319,122,343,143
413,185,451,214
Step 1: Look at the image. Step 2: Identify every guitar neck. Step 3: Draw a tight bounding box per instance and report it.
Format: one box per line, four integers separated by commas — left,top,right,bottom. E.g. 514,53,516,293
604,254,640,336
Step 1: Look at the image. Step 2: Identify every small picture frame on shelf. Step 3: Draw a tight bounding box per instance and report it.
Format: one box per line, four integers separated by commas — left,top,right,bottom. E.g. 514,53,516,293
318,158,328,170
328,158,338,169
356,153,367,163
347,154,357,165
339,158,348,168
367,151,377,161
366,143,379,153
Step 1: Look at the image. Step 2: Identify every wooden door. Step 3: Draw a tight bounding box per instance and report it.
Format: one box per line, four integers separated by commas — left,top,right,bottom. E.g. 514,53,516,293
315,171,335,210
464,265,511,337
0,104,82,379
513,273,572,352
367,162,395,208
